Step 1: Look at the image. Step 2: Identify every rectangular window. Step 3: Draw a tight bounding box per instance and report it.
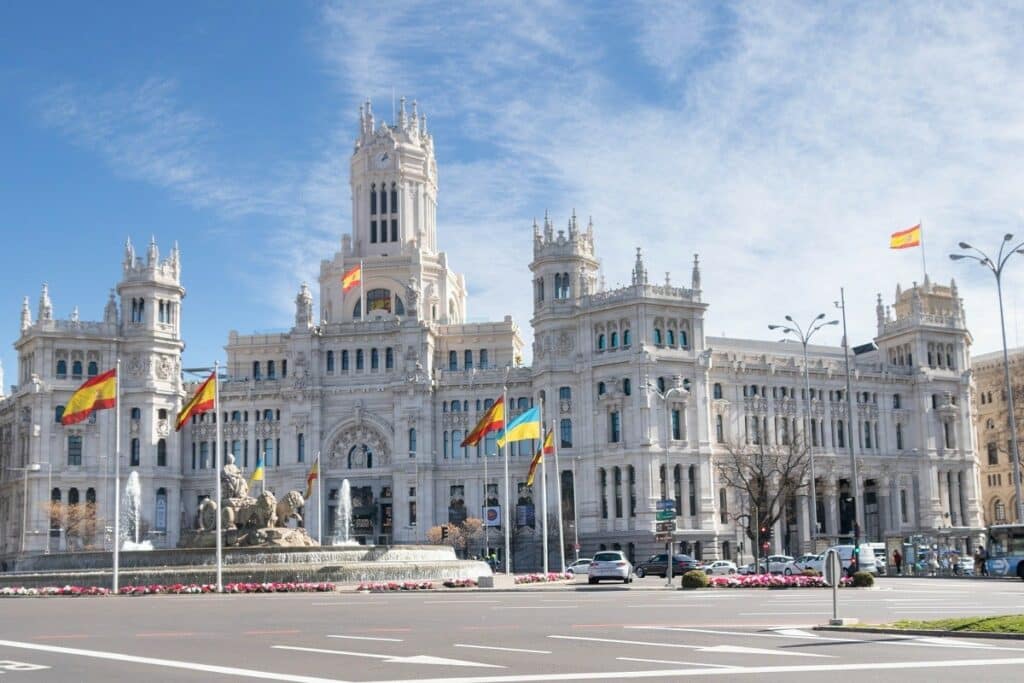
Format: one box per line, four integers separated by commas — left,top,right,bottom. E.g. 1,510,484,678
864,421,872,449
391,219,398,242
68,435,82,466
715,415,725,443
671,409,681,440
192,442,196,470
297,433,305,463
988,442,999,465
559,386,571,401
409,500,417,526
900,489,908,523
200,442,209,469
130,438,140,466
560,418,573,448
609,411,621,443
370,220,377,243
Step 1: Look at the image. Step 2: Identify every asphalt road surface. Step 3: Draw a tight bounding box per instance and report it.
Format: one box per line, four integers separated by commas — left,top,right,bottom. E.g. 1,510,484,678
1,577,1023,682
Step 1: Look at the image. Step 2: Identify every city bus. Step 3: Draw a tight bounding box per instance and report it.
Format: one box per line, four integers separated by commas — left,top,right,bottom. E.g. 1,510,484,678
986,524,1024,579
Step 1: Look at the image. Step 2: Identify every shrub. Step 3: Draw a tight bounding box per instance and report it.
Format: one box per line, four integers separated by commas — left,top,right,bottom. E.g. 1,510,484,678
851,571,875,587
802,569,819,577
681,570,709,589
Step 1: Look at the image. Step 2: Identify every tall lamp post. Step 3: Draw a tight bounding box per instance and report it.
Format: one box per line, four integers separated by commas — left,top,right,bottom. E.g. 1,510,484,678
648,377,689,586
8,463,42,554
835,289,863,545
769,313,839,550
951,235,1024,524
571,456,580,562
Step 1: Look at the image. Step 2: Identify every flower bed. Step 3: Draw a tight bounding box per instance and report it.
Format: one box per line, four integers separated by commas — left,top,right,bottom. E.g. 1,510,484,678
708,574,852,588
356,580,434,592
514,572,573,585
442,578,478,588
0,582,335,597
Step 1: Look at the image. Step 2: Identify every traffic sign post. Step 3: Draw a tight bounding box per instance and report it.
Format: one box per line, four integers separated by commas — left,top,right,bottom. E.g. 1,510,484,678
656,521,676,533
656,510,676,521
656,500,676,511
823,548,858,626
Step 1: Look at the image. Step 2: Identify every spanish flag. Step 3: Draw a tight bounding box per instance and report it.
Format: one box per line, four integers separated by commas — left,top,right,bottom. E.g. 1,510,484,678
304,455,319,499
175,372,216,431
341,263,362,294
461,396,504,447
890,224,922,249
497,407,541,448
61,368,117,425
250,452,265,485
526,431,555,486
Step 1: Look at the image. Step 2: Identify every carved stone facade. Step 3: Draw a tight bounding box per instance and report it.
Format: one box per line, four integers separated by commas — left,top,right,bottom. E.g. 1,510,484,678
971,347,1024,525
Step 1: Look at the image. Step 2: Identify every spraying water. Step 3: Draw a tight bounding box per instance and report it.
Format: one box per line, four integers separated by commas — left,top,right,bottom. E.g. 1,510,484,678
332,479,358,546
120,471,153,551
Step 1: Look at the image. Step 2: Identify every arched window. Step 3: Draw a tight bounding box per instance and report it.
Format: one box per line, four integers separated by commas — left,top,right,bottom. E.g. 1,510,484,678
263,409,274,421
55,405,65,423
464,349,473,369
688,464,697,515
613,466,623,518
390,183,398,214
451,400,461,412
252,361,261,380
130,407,141,421
598,381,606,396
366,288,392,314
995,499,1006,522
157,438,167,466
408,427,417,455
380,185,387,214
667,329,675,346
341,350,349,371
680,330,688,348
719,488,728,524
56,359,67,378
623,378,631,395
449,351,458,371
130,438,140,466
87,361,98,377
836,420,846,448
597,334,606,350
70,360,82,378
67,435,82,466
623,329,631,346
610,331,618,348
479,349,489,368
86,487,96,504
155,488,167,532
609,411,621,443
356,349,364,370
326,350,335,373
371,348,379,370
628,465,637,517
713,383,723,399
554,273,562,299
394,296,404,315
452,430,465,458
653,328,663,345
671,409,682,440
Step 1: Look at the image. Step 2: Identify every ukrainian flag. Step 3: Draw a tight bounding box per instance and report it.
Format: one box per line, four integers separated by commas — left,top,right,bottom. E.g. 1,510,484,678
497,407,541,447
249,453,265,486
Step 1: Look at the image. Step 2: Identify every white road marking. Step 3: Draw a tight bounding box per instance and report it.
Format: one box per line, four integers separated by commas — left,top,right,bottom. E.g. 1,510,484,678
327,635,404,642
496,606,575,610
424,600,503,605
548,635,829,657
771,629,820,638
617,657,738,668
273,645,504,668
454,644,551,654
366,655,1024,682
0,639,349,683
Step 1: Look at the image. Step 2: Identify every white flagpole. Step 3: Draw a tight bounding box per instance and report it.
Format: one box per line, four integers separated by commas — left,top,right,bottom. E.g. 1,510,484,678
502,380,511,575
316,451,322,545
359,259,365,322
552,418,566,574
112,358,121,594
539,398,548,575
919,220,927,281
214,361,223,593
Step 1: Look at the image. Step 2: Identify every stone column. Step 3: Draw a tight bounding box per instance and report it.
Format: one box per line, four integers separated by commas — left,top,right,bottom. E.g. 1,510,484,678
950,470,962,527
681,464,691,523
877,483,892,537
823,481,839,540
797,493,811,552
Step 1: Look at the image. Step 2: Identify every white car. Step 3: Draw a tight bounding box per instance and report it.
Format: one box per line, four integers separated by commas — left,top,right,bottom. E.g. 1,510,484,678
567,558,592,575
766,555,796,574
738,560,768,575
796,553,825,574
827,544,880,576
704,560,738,576
587,550,633,584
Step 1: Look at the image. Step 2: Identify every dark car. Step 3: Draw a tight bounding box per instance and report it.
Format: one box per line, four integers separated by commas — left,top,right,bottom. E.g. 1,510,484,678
634,553,701,578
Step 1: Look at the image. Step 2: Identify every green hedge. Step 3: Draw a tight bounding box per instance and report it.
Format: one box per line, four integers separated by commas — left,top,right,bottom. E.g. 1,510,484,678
851,571,875,587
681,570,710,589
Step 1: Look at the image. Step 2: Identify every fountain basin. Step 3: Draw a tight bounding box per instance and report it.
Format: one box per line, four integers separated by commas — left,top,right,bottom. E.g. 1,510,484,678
0,545,491,589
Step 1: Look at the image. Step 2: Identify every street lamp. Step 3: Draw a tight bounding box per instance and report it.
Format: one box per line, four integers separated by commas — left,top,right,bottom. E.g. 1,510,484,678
7,463,42,554
571,456,581,562
648,377,689,586
951,235,1024,524
834,289,863,544
769,313,839,551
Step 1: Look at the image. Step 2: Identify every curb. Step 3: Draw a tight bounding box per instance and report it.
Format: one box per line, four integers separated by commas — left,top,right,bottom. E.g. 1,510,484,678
814,625,1024,640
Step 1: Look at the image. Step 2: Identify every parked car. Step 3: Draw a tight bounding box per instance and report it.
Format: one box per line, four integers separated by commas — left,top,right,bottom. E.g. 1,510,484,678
738,560,768,575
704,560,738,575
765,555,796,574
868,543,888,576
588,550,633,584
566,558,592,575
827,544,880,576
634,553,701,578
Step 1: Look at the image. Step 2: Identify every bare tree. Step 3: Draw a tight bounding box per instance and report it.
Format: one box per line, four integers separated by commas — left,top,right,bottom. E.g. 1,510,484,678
45,501,99,551
715,434,811,552
426,518,485,558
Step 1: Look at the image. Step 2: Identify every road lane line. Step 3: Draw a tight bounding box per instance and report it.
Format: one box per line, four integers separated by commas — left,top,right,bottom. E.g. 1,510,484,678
548,635,830,656
244,630,302,636
135,632,197,638
273,646,504,668
739,612,824,615
497,606,575,609
0,639,349,683
327,635,404,642
455,644,551,654
617,657,738,668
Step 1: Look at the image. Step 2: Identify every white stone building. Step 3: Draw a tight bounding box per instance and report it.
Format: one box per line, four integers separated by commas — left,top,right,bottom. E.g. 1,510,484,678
0,100,985,568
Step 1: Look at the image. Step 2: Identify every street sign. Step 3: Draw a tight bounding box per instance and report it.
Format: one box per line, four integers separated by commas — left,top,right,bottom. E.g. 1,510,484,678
656,510,675,521
656,499,676,511
655,533,673,543
655,521,676,533
823,548,841,586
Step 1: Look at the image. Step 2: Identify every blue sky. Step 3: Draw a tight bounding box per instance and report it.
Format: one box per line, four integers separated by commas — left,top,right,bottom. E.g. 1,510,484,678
3,1,1024,386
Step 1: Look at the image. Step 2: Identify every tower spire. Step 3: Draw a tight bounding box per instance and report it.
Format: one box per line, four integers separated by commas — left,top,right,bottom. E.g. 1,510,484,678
38,283,52,322
20,296,31,332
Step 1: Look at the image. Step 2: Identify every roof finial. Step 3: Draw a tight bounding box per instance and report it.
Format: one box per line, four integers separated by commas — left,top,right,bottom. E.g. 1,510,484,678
691,253,701,291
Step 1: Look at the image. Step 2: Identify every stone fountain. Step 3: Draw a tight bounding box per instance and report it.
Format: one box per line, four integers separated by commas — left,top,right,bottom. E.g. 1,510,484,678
119,471,153,551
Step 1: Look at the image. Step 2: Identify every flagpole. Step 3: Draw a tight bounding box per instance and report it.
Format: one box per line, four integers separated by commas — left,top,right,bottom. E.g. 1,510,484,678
919,220,927,280
359,259,365,322
316,451,323,546
214,360,223,593
502,372,511,575
539,399,549,576
112,358,121,594
483,431,489,559
552,418,566,574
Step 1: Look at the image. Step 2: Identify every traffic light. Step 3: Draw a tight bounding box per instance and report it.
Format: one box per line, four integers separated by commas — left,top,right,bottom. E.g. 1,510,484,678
851,543,860,570
441,525,449,540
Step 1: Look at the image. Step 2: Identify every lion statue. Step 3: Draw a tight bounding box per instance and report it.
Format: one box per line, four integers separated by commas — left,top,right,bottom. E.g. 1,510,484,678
275,490,305,527
232,490,278,529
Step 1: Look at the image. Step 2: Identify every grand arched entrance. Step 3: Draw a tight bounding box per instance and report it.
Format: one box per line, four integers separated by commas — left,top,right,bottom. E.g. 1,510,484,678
324,423,395,544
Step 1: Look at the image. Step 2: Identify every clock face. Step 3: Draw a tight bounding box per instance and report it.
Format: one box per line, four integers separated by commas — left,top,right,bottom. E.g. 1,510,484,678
375,152,390,169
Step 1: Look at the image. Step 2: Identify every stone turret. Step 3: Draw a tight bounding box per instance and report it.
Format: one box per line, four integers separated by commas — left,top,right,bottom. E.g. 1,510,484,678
20,296,31,332
691,253,701,293
295,282,314,329
38,283,52,322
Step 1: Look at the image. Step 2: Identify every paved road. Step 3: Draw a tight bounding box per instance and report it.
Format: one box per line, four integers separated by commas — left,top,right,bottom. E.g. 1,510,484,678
0,577,1022,682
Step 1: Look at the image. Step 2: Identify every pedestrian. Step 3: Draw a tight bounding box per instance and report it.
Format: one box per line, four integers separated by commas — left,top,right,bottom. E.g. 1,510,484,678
977,546,989,577
893,548,903,576
929,548,939,576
